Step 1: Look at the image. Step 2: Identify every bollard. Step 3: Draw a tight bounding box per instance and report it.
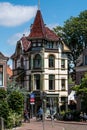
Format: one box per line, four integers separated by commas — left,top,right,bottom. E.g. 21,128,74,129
0,117,4,130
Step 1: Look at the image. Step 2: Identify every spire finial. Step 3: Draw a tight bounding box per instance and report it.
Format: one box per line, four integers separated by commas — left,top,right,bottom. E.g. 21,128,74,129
38,0,40,10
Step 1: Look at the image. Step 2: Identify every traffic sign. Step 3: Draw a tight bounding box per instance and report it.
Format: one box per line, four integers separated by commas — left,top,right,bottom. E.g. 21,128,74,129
30,98,35,102
30,93,35,104
30,93,35,98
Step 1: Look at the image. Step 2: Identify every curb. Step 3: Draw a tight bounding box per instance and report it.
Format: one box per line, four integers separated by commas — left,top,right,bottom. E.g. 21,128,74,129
55,120,87,125
45,118,87,125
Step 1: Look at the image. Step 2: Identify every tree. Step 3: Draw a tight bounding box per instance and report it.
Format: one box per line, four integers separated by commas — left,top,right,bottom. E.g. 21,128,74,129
8,91,24,114
7,80,28,97
6,80,25,128
72,73,87,111
53,25,64,37
7,80,28,112
0,88,7,99
53,10,87,71
0,81,26,128
0,88,9,125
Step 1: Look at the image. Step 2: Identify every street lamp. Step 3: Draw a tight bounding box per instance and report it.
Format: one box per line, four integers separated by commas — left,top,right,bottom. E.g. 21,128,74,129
40,91,46,130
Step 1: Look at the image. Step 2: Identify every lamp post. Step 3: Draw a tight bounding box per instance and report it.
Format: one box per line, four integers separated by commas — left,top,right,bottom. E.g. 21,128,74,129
58,40,60,113
40,91,46,130
0,117,4,130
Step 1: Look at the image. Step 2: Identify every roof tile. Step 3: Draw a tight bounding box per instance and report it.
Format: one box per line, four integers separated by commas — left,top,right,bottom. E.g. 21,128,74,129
29,10,46,39
28,10,59,41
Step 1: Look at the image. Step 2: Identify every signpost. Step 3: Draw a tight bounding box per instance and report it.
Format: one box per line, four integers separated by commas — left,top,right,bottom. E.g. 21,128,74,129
30,93,35,117
40,91,47,130
30,93,35,104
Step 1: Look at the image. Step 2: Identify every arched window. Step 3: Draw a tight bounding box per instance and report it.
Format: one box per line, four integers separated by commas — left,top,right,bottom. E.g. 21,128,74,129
34,54,41,68
49,55,55,68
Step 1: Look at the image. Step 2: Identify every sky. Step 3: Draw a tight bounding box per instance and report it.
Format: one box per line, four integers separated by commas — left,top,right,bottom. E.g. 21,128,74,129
0,0,87,67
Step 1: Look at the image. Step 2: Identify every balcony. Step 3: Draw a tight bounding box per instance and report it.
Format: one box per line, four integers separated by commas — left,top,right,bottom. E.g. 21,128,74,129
13,65,25,78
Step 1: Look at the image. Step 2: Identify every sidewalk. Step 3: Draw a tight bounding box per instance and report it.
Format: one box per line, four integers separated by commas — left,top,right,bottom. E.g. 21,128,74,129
15,118,64,130
14,118,87,130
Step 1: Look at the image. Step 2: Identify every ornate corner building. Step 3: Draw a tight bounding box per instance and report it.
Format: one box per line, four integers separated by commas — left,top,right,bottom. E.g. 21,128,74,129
11,9,70,114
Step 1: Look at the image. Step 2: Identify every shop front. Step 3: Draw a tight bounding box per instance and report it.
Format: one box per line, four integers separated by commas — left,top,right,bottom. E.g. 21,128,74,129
28,91,59,118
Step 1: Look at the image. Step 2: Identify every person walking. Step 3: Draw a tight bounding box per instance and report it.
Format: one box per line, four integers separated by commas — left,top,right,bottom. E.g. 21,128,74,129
38,107,43,120
24,109,30,123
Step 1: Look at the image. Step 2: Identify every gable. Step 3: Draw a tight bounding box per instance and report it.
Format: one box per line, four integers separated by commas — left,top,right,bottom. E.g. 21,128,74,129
0,52,8,61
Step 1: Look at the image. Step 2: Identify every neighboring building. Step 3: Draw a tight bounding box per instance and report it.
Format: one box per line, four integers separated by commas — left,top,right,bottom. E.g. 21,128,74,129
75,48,87,110
7,65,13,80
75,48,87,85
0,52,9,89
11,9,70,114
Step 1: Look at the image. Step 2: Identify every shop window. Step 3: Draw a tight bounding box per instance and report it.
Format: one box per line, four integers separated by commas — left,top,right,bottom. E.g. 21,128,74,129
61,97,66,102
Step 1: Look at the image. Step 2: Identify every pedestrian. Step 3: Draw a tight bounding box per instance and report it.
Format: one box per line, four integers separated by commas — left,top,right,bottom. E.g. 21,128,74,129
80,112,84,121
50,107,54,120
38,107,43,120
83,112,87,121
24,109,30,123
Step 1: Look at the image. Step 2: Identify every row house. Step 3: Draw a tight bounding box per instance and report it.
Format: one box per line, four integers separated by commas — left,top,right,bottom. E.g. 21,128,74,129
0,52,9,89
75,48,87,110
11,9,70,114
76,48,87,85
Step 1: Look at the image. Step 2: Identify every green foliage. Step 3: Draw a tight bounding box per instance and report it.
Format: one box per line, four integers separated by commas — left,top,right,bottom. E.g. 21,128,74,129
53,10,87,71
53,26,64,37
7,80,28,97
0,88,9,125
0,88,7,99
68,76,75,84
73,73,87,95
63,110,80,121
6,110,22,128
0,100,9,125
8,91,24,114
0,81,25,128
72,73,87,111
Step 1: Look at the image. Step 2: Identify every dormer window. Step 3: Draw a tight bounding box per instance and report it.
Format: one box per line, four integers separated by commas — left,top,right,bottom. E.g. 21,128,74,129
33,43,36,47
46,42,54,49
